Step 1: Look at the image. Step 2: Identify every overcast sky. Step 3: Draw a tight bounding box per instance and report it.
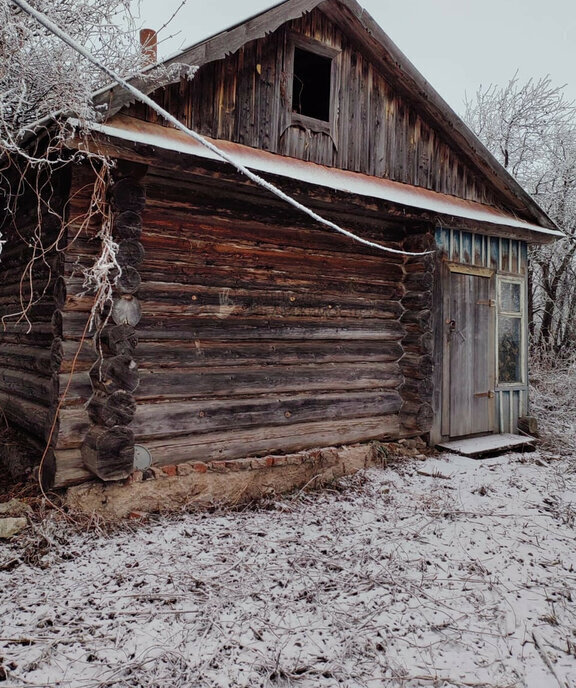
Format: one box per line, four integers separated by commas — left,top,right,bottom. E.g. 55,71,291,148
138,0,576,115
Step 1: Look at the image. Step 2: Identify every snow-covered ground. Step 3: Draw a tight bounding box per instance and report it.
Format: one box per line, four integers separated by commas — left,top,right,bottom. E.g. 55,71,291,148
1,450,576,688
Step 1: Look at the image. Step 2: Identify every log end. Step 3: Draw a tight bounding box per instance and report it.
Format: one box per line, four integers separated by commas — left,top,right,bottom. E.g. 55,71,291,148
81,425,135,481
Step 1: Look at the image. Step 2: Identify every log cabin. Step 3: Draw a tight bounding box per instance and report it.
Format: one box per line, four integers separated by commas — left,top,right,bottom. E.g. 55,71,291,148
0,0,562,493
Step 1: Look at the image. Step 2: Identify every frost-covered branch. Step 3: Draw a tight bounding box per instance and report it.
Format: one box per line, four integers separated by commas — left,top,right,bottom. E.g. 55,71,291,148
464,75,576,357
0,0,156,326
0,0,146,155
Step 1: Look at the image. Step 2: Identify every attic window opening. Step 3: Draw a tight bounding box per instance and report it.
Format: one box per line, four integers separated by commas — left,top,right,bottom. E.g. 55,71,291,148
292,47,332,122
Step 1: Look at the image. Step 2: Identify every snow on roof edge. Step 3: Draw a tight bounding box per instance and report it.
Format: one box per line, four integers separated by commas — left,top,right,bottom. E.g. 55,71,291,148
72,117,564,241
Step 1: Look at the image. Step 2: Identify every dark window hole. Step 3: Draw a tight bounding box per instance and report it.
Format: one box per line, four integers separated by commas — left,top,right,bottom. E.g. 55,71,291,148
292,47,332,122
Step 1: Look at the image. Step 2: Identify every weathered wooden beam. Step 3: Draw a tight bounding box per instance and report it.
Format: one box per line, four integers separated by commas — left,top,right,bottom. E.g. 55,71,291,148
0,391,50,442
49,447,90,488
139,414,400,468
113,210,143,240
111,295,142,326
96,324,138,356
86,390,137,427
400,400,434,432
133,339,405,369
116,266,142,294
133,362,402,400
109,177,146,212
130,391,402,439
81,425,135,481
117,239,145,268
399,353,433,381
134,281,403,320
0,367,57,406
518,416,538,436
89,355,139,394
0,344,59,376
135,316,406,341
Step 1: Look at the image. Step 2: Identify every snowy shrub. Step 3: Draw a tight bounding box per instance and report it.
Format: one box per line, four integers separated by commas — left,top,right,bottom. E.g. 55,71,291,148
530,352,576,451
0,0,144,152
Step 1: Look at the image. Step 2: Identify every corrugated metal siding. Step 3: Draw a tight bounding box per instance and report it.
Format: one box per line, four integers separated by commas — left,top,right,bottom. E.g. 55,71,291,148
435,227,527,275
496,388,528,435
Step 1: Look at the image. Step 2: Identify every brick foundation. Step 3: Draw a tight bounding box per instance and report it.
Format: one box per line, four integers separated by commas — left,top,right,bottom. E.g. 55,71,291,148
66,441,420,518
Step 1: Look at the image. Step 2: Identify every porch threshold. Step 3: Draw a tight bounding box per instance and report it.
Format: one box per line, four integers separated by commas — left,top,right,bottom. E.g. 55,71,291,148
436,433,536,458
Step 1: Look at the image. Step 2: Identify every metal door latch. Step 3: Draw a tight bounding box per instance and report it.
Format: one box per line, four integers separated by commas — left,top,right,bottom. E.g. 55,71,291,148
474,390,495,399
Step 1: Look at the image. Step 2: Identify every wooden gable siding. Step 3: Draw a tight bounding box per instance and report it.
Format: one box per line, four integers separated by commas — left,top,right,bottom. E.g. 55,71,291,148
128,8,498,208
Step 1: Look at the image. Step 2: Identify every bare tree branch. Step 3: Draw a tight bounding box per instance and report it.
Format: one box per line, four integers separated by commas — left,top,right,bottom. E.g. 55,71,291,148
464,75,576,357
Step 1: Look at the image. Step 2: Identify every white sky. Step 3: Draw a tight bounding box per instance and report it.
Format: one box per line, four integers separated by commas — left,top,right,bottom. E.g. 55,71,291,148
138,0,576,115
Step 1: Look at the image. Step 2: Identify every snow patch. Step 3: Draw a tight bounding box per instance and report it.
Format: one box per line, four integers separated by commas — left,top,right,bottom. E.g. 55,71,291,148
2,451,576,686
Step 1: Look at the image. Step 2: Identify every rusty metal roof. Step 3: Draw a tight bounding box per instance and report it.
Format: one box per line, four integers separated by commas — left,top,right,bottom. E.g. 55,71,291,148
71,115,563,243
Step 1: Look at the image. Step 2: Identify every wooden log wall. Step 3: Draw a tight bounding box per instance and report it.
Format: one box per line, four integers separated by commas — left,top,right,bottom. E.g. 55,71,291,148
91,163,432,471
399,232,435,434
0,156,435,488
0,165,69,481
49,156,435,485
46,165,100,486
129,7,499,209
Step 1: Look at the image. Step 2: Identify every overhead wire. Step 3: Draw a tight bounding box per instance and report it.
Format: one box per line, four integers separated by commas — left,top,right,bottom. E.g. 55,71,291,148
10,0,434,257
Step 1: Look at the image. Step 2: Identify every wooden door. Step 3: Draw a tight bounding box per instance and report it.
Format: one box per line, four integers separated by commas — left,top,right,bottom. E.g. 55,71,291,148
444,269,495,438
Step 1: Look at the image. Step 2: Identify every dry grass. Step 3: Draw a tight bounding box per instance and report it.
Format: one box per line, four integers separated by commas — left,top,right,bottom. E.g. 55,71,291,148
530,353,576,454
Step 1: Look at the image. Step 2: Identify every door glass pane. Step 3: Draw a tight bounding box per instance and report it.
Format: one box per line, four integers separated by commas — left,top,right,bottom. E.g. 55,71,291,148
498,316,522,383
500,282,521,313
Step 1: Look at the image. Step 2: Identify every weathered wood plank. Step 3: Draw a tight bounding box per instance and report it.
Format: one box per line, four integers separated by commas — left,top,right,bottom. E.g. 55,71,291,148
50,447,91,488
86,390,137,427
89,355,139,394
109,177,146,212
134,339,404,368
131,390,401,439
113,210,142,239
0,345,58,376
0,391,50,441
59,361,403,405
134,362,402,400
135,281,403,320
96,324,138,356
0,368,56,405
141,414,400,468
135,316,406,341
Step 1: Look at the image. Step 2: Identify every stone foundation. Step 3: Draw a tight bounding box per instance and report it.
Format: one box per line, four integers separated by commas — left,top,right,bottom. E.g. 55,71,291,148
66,442,391,518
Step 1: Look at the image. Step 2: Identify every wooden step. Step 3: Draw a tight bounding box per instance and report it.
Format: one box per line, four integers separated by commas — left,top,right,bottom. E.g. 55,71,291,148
436,433,535,458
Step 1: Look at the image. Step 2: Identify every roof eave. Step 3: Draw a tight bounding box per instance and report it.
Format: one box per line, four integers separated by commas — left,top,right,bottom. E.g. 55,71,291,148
68,116,564,245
